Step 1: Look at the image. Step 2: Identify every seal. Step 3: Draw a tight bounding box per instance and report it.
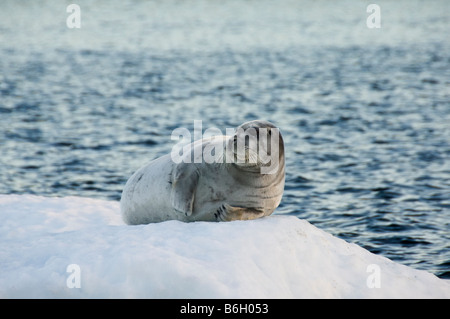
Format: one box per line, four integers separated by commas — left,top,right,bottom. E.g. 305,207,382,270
120,120,285,224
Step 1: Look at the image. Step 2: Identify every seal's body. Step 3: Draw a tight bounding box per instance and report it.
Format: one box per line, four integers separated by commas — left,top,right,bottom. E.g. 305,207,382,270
120,120,285,224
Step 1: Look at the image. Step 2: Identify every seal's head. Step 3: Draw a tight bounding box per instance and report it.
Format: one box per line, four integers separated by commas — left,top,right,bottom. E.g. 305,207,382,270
227,120,284,174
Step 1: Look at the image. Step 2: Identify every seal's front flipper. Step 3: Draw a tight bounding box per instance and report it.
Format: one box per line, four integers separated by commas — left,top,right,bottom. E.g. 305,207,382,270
214,204,265,222
170,163,199,217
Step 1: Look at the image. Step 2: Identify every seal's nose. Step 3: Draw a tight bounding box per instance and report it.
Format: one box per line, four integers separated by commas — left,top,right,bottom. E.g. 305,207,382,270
253,127,260,135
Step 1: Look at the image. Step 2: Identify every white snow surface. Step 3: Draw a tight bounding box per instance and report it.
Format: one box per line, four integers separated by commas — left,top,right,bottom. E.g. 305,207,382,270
0,194,449,298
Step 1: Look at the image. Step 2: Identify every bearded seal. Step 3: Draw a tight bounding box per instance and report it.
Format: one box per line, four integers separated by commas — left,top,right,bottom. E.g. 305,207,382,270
120,120,285,224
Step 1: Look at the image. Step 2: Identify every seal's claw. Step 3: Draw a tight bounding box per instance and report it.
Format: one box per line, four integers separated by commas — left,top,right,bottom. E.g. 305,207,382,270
215,203,265,222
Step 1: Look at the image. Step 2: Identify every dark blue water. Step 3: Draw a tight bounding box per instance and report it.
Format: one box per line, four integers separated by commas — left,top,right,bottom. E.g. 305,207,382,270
0,0,449,278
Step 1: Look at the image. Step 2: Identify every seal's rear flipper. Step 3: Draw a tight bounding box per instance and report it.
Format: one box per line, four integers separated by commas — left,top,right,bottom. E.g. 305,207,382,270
170,163,199,217
215,204,265,222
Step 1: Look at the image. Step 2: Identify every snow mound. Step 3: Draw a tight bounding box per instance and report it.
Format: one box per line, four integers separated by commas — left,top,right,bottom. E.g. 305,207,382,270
0,194,449,298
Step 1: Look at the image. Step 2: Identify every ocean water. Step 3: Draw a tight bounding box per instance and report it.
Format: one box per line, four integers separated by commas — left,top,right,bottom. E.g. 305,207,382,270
0,0,449,278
